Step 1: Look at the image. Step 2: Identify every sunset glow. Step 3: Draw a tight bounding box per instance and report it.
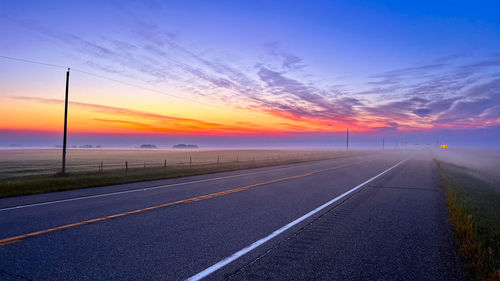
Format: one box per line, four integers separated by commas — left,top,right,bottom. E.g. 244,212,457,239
1,1,499,147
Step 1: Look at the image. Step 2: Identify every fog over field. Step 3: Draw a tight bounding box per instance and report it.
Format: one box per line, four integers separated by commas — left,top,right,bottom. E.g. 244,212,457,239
0,148,361,179
433,147,500,186
2,127,500,150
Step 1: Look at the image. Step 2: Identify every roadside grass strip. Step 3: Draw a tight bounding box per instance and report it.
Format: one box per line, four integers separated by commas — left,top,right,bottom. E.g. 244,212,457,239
437,160,500,281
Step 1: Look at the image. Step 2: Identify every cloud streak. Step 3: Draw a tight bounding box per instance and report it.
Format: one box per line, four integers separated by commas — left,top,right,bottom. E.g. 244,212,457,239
10,96,279,134
8,14,500,134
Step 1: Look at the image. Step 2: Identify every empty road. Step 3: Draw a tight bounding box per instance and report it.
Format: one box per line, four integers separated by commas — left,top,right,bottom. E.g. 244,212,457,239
0,151,464,280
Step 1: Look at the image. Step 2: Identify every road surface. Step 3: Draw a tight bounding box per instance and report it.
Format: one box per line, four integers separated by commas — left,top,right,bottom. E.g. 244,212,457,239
0,151,464,280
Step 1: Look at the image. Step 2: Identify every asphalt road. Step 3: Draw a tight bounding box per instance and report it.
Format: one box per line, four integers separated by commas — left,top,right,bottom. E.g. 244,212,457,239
0,151,464,280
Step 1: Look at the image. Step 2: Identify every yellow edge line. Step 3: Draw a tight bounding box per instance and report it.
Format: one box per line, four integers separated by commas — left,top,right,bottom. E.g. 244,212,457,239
0,160,367,246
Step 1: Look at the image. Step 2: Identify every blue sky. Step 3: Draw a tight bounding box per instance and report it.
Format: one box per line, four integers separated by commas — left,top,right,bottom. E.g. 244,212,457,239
1,0,500,148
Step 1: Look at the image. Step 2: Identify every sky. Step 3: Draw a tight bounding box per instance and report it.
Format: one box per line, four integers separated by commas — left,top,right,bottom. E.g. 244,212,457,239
1,0,499,148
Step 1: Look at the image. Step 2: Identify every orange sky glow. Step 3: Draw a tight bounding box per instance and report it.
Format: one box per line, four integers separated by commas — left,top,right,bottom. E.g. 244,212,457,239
1,95,438,137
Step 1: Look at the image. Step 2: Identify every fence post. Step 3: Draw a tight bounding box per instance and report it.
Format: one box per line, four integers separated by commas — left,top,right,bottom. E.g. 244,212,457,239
125,161,128,171
164,159,166,168
190,156,192,166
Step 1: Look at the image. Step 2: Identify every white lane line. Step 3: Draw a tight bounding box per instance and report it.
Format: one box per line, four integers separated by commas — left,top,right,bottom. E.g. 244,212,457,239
0,156,363,212
186,158,408,281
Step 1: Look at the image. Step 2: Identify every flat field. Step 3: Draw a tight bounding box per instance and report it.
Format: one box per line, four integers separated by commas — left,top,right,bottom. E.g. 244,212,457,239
0,148,352,179
434,148,500,281
434,147,500,184
0,149,365,198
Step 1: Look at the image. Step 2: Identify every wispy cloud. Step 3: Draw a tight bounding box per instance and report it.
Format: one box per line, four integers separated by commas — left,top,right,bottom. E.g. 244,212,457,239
8,14,500,133
262,41,306,70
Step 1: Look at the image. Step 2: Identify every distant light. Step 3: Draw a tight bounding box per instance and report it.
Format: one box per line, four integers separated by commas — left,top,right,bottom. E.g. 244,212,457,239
440,144,448,149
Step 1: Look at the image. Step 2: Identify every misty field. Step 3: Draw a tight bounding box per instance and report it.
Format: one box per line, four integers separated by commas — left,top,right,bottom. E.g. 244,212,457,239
0,148,356,179
435,148,500,281
434,148,500,184
0,149,364,198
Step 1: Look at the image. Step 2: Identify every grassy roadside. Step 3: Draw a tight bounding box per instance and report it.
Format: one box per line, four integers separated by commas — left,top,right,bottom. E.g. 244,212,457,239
436,160,500,281
0,154,358,198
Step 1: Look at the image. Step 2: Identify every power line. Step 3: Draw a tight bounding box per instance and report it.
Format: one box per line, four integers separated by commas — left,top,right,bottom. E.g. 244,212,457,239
0,54,357,141
0,55,68,69
70,68,225,110
0,55,232,111
0,54,359,149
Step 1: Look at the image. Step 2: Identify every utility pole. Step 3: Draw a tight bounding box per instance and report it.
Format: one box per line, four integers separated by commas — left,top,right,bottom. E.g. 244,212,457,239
61,68,70,174
346,128,349,152
382,137,385,150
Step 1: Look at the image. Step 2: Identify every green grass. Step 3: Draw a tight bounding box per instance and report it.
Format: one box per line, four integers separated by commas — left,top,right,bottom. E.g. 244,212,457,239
0,155,352,198
436,160,500,281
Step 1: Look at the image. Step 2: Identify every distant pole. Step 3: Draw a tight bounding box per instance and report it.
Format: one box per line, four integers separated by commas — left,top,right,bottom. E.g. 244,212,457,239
217,155,220,163
126,161,128,171
382,137,385,150
61,68,70,174
346,128,349,152
164,159,167,168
